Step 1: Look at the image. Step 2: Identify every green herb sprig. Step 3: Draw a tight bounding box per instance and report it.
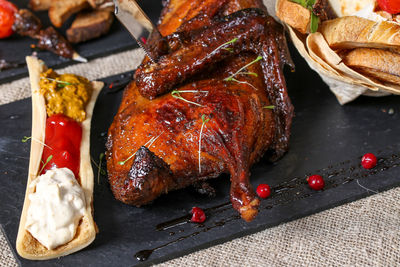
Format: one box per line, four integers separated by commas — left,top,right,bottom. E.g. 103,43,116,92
198,114,210,174
21,136,52,149
91,155,106,175
210,37,238,54
290,0,319,33
224,56,262,82
41,77,74,88
171,90,208,107
38,155,53,175
227,78,258,90
263,105,275,109
118,132,164,165
91,153,106,184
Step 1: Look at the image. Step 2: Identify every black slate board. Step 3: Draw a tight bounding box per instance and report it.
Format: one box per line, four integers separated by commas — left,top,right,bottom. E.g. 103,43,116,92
1,47,400,266
0,0,162,84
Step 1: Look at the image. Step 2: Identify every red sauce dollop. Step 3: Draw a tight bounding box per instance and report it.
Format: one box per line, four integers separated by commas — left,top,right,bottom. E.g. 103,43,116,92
40,114,82,180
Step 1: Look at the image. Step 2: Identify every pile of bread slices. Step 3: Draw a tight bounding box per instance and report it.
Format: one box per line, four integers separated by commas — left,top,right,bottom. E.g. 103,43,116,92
276,0,400,102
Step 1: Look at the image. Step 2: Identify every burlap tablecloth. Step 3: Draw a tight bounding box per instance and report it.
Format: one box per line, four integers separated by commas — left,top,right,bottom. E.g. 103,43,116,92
1,32,400,267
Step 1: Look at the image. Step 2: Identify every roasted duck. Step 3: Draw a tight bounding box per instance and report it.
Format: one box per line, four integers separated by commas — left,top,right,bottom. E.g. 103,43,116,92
106,0,294,221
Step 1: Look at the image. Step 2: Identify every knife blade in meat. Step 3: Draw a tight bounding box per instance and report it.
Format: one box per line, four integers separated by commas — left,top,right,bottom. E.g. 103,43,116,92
113,0,160,62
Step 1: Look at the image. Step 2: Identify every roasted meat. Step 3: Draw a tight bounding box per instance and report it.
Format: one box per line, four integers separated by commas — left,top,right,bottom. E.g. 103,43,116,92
106,0,294,221
12,9,76,59
12,9,42,37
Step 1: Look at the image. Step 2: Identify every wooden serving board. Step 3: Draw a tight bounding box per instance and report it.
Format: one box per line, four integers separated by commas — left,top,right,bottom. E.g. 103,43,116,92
0,0,162,84
1,47,400,266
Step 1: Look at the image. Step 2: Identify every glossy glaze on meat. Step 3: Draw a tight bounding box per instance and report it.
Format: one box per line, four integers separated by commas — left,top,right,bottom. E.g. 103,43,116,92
106,0,294,221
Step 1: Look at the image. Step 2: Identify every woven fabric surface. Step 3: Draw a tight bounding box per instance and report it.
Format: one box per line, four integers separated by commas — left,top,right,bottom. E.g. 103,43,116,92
1,17,400,267
0,49,145,106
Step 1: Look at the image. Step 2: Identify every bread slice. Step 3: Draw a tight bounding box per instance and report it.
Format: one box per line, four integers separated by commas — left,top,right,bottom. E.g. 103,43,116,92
87,0,114,10
67,10,113,43
276,0,311,34
29,0,52,11
343,48,400,85
320,16,400,50
16,56,103,260
49,0,90,28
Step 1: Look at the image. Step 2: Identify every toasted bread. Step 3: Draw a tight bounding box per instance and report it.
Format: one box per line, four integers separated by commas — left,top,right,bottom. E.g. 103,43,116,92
49,0,90,28
276,0,311,34
276,0,337,34
28,0,52,11
320,16,400,50
16,56,103,260
87,0,114,10
343,48,400,85
67,10,113,43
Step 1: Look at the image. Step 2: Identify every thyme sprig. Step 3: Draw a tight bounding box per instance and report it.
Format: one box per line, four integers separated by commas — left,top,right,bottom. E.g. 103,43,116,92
171,90,208,107
22,136,52,149
118,132,164,165
211,37,238,54
38,155,53,175
198,114,210,174
41,77,74,88
263,105,275,109
224,56,262,82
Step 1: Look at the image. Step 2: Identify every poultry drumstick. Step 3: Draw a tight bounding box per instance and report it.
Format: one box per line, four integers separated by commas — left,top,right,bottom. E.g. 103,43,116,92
106,0,294,221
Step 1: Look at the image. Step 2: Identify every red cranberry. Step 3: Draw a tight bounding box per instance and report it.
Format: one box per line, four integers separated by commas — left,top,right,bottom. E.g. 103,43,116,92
361,153,377,169
190,207,206,223
256,184,271,198
307,175,325,190
140,36,147,44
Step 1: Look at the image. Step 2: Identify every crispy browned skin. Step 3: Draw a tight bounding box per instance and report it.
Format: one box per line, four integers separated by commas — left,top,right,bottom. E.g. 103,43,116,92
107,0,293,221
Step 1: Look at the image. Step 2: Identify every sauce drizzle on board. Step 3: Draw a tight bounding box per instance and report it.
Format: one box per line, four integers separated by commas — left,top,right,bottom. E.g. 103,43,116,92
134,149,400,262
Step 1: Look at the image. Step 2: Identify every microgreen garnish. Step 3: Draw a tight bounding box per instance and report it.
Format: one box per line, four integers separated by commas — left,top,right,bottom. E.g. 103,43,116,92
92,153,106,184
211,37,238,54
21,136,31,142
198,114,210,174
21,136,52,149
118,132,164,165
38,155,53,175
289,0,319,33
224,56,262,82
91,156,106,175
41,77,74,88
171,90,208,107
263,105,275,109
227,78,258,90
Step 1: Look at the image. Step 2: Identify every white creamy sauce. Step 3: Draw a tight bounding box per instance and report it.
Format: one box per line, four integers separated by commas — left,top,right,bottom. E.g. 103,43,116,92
25,168,86,250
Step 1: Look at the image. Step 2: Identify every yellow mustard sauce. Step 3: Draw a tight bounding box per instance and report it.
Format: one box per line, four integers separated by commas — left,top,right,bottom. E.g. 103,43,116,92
39,69,93,122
